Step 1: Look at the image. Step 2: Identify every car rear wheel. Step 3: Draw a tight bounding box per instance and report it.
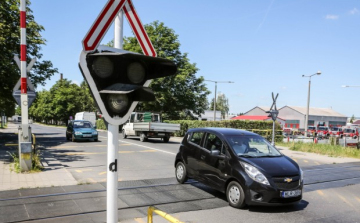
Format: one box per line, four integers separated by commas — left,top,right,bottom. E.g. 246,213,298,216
175,162,188,184
226,181,246,209
163,136,169,143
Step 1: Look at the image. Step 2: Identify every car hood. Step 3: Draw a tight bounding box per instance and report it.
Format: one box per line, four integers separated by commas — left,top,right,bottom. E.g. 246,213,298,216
74,128,94,132
239,156,300,177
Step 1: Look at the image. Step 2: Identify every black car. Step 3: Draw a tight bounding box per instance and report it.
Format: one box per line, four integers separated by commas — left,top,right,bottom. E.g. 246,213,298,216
174,128,303,208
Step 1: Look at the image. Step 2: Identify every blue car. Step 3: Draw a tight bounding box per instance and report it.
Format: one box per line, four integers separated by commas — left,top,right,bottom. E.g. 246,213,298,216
66,120,98,142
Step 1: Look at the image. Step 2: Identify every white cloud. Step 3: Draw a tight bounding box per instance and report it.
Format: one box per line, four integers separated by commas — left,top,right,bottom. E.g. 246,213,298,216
325,14,339,20
72,80,80,86
349,8,359,15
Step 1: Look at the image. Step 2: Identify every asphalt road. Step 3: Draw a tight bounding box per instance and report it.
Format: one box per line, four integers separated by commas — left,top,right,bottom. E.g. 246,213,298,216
1,123,359,223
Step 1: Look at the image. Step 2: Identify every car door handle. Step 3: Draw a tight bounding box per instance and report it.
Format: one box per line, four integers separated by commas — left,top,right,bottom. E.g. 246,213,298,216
201,155,205,160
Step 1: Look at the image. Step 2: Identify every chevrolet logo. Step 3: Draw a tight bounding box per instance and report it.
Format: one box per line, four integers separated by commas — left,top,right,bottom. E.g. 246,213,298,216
284,178,293,183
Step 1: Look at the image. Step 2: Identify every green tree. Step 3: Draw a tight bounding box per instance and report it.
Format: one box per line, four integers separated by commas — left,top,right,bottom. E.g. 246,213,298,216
29,79,97,125
209,93,230,119
350,114,355,123
0,0,58,117
108,21,210,120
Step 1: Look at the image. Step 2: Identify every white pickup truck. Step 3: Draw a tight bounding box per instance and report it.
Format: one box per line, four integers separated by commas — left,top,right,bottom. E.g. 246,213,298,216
121,112,180,142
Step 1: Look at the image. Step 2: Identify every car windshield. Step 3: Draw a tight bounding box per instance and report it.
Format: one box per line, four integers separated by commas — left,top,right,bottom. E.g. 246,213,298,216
226,135,282,158
308,127,316,130
332,127,339,131
344,129,354,133
318,127,328,131
74,121,92,128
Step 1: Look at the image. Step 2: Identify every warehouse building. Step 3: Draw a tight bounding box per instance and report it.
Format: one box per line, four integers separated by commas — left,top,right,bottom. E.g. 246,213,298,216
278,106,347,129
243,106,347,130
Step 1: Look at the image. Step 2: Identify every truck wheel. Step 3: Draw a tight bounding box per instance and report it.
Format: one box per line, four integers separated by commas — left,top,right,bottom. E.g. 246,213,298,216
140,133,147,142
163,137,169,143
122,130,127,139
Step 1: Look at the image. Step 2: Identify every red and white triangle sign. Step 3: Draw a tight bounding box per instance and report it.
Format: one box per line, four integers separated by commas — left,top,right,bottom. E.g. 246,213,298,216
82,0,156,57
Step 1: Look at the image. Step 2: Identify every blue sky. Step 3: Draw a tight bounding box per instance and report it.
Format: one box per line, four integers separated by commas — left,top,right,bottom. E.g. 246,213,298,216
30,0,360,117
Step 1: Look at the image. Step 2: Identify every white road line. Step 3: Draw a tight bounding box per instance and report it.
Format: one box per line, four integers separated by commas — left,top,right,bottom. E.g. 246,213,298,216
97,136,176,155
118,140,176,155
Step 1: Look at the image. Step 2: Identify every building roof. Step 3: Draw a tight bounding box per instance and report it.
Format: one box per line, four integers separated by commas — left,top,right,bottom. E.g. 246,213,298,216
282,106,347,117
352,120,360,125
243,106,270,115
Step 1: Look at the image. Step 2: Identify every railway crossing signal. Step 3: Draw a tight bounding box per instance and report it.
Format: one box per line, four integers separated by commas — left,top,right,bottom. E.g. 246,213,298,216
79,46,177,125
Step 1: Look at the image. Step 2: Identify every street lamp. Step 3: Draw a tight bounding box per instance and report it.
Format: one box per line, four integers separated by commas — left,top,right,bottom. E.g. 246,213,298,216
342,85,360,88
302,71,321,135
205,80,234,121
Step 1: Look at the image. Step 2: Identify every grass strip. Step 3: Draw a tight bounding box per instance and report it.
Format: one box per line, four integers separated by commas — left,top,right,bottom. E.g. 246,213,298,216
277,142,360,159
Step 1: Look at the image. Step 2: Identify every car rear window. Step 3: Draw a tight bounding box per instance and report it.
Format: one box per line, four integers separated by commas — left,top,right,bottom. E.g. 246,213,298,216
189,132,203,146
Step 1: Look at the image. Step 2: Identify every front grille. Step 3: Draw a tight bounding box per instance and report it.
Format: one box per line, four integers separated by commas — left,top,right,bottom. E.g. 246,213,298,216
272,176,300,190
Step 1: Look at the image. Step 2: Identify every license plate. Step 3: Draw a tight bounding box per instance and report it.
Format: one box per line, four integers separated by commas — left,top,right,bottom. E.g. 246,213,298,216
83,134,92,138
281,190,302,198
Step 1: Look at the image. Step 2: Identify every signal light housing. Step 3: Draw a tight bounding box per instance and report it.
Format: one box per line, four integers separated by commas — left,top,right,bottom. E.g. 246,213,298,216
79,46,177,125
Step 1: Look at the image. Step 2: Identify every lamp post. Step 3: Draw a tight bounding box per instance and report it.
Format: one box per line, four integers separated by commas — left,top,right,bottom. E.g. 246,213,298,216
205,80,234,121
302,71,321,135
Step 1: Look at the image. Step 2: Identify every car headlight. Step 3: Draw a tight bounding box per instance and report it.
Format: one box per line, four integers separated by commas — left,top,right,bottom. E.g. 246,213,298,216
75,131,82,135
240,162,270,185
92,131,98,135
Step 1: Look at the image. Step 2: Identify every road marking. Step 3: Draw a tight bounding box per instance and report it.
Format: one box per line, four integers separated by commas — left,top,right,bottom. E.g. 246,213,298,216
314,161,321,165
292,158,298,162
303,160,308,163
5,144,18,146
338,195,355,208
98,172,106,175
75,169,92,173
317,190,325,196
134,218,146,223
139,150,156,153
87,178,97,183
63,152,106,155
356,197,360,203
119,140,176,155
119,151,135,154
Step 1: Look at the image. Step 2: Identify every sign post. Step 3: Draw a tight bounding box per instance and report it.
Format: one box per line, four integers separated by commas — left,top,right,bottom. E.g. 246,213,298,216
81,1,160,222
266,93,279,146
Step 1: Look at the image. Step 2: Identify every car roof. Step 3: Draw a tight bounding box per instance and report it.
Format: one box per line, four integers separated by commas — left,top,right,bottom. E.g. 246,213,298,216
187,127,258,137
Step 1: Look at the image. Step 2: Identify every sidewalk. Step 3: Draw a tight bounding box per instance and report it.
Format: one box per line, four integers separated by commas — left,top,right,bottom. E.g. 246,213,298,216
0,122,78,191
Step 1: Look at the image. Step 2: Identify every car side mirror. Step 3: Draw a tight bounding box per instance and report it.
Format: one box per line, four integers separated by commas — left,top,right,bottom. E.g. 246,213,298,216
94,125,97,129
211,150,221,156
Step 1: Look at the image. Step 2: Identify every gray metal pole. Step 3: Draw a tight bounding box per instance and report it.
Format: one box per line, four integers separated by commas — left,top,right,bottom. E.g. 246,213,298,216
305,78,311,136
272,121,275,146
213,82,217,121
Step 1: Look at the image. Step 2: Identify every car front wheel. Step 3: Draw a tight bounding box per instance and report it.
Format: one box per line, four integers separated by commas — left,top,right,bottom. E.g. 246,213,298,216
122,130,127,139
226,181,246,209
175,162,188,184
140,133,147,142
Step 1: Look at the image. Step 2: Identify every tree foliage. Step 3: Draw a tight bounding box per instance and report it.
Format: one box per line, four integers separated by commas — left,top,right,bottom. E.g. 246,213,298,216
29,80,96,125
0,0,58,116
209,93,230,119
108,21,210,120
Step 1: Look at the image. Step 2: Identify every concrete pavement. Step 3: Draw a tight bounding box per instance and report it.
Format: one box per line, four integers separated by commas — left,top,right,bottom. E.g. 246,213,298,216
0,122,77,191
